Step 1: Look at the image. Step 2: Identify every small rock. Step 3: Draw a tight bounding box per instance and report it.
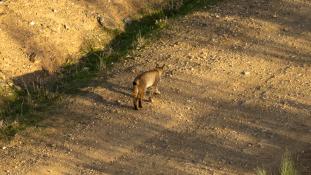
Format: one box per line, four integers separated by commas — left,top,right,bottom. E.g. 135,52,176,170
241,71,250,76
282,28,289,32
97,15,105,27
28,52,37,62
123,17,132,25
279,100,285,105
258,142,264,148
175,88,181,93
49,143,56,148
237,100,245,106
290,55,296,58
0,71,6,80
7,81,13,87
82,67,89,71
2,146,7,150
64,24,69,30
29,21,35,26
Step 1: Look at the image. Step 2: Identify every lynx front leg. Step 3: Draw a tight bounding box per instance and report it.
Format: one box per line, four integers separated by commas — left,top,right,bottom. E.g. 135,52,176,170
133,97,139,110
154,87,161,95
148,96,153,103
139,99,143,108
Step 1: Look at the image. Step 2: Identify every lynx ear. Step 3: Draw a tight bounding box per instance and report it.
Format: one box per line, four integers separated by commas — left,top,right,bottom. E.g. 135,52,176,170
161,64,165,69
155,63,160,68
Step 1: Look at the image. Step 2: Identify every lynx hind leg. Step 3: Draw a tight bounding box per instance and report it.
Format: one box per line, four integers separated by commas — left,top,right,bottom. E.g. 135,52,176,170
133,97,139,110
138,89,145,108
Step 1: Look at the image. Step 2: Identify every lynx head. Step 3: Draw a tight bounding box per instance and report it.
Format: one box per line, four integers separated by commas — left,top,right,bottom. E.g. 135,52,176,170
155,63,165,75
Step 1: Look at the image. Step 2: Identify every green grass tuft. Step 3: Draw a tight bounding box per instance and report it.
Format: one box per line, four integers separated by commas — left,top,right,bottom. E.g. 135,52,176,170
256,168,267,175
256,150,298,175
280,151,297,175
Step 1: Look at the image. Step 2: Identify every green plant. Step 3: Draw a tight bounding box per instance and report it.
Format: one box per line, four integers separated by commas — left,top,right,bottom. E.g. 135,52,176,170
256,150,298,175
280,151,297,175
0,77,58,140
155,18,169,29
256,168,267,175
165,0,184,11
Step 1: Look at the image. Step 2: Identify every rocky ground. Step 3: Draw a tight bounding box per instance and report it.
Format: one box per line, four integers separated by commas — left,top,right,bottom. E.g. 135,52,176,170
0,0,311,174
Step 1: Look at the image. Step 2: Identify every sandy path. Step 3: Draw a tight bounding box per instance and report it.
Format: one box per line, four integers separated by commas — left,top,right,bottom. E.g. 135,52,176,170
0,0,310,174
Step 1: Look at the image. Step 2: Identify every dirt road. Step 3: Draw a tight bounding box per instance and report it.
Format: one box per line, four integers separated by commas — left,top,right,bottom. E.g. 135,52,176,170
1,0,310,174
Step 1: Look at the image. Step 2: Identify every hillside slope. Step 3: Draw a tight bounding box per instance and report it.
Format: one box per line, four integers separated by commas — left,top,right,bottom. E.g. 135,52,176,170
0,0,160,78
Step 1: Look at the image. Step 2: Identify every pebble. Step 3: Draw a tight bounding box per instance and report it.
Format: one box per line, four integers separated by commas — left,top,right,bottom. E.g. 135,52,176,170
82,67,89,71
282,28,289,32
123,17,132,25
29,21,36,26
97,15,105,27
241,71,250,76
64,24,69,30
0,72,5,80
28,52,37,62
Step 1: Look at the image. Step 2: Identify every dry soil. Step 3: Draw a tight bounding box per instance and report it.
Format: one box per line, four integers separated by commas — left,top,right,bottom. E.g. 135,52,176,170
0,0,311,174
